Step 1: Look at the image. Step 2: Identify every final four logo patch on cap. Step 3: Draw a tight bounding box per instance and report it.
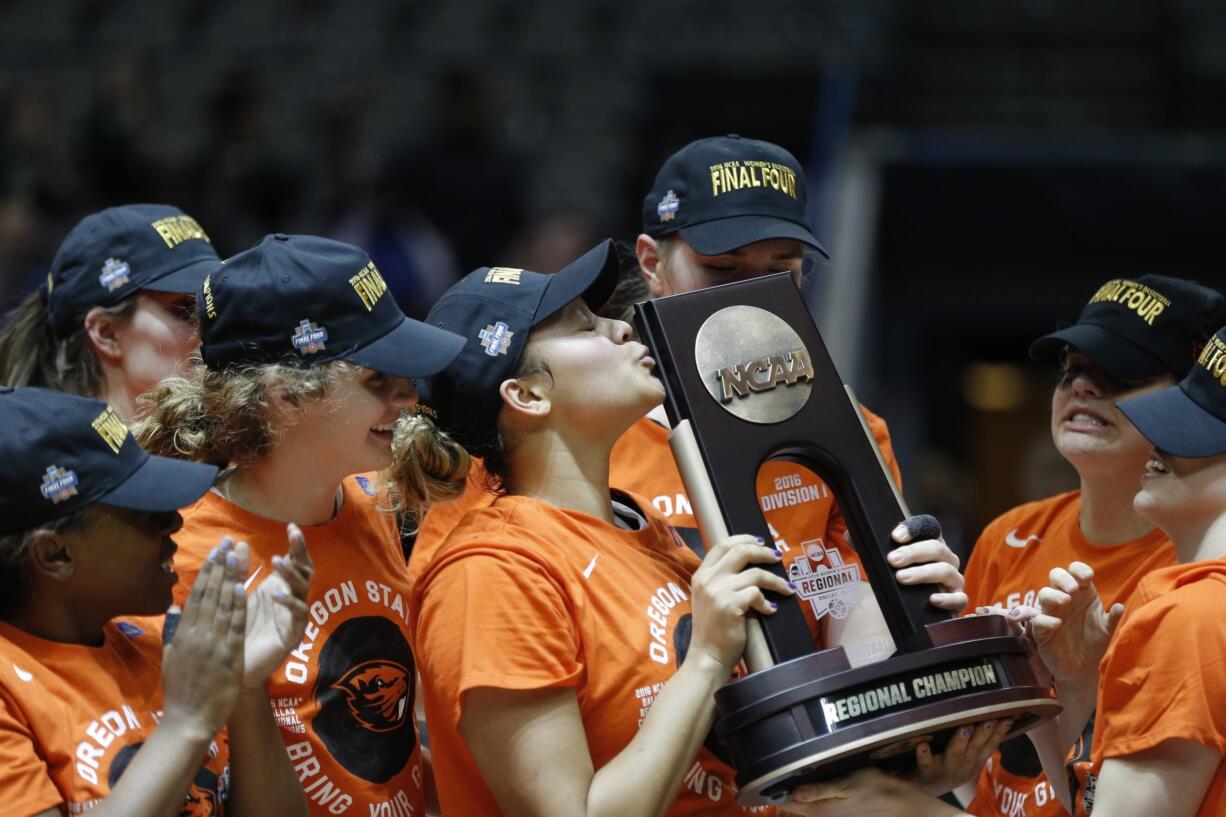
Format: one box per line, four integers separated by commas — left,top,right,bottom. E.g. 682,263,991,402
657,190,680,222
292,320,329,354
479,321,514,357
40,465,79,504
99,258,131,292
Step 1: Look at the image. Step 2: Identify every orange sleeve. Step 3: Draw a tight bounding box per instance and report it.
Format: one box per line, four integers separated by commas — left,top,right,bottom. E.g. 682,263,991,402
862,407,903,492
1096,583,1226,762
823,407,899,561
416,546,583,710
0,695,62,817
961,518,1004,612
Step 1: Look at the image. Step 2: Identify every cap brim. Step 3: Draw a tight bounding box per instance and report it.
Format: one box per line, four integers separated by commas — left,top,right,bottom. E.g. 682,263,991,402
140,255,223,295
1029,323,1171,381
1117,384,1226,458
679,215,829,258
536,239,621,322
101,454,219,513
345,316,466,379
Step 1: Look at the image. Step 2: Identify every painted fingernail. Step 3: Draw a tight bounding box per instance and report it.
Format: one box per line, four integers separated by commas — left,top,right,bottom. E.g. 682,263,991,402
787,581,797,591
772,549,782,557
274,591,287,601
769,601,778,610
754,536,765,544
225,552,237,569
208,547,219,562
985,721,996,731
961,727,973,738
1008,607,1023,618
234,584,244,598
219,538,232,552
1002,720,1015,732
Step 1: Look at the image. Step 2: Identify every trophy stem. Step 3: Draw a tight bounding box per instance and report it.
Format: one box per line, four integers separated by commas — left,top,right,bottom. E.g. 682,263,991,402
669,419,776,671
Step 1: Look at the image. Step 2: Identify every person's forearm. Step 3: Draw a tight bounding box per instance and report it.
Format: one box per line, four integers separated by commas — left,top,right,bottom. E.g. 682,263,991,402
1052,673,1097,751
586,653,727,817
225,691,309,817
80,715,216,817
1025,719,1073,813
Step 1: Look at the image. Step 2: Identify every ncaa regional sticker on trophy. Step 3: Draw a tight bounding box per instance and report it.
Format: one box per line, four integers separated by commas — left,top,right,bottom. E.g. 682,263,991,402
635,273,1060,805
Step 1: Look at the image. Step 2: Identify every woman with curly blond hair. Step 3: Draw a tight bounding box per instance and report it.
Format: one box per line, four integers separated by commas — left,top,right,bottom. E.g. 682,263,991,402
136,234,468,817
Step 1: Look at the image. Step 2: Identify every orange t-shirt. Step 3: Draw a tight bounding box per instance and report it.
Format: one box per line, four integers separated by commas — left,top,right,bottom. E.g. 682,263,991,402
172,475,425,817
411,490,771,817
0,618,230,817
410,406,902,646
1078,558,1226,817
961,491,1176,817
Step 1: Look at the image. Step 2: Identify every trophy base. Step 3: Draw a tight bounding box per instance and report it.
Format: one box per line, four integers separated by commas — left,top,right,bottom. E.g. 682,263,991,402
714,616,1060,806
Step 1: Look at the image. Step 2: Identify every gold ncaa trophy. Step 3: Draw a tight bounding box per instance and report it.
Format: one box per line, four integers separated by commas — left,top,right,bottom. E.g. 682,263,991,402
635,274,1059,805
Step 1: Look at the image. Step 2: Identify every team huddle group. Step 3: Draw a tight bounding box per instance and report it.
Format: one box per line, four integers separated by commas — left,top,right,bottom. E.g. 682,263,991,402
0,133,1223,817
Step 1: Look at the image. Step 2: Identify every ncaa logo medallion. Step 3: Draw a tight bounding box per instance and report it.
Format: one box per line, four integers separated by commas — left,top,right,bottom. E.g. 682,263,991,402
99,258,131,292
291,320,328,354
479,321,514,357
788,539,862,621
40,465,79,504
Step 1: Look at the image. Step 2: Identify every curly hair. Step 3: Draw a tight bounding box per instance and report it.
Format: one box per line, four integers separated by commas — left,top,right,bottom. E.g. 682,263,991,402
135,359,469,526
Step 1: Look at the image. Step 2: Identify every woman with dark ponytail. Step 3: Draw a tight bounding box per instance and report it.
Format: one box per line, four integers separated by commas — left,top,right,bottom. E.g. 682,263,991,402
135,234,468,817
0,204,219,421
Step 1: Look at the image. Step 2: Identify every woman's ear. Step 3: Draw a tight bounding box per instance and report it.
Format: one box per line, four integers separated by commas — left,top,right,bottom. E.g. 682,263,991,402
636,234,668,298
499,375,551,421
28,528,77,582
82,307,124,365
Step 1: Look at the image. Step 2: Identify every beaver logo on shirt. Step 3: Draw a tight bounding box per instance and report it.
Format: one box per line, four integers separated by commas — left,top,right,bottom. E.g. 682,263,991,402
332,659,411,731
313,616,417,783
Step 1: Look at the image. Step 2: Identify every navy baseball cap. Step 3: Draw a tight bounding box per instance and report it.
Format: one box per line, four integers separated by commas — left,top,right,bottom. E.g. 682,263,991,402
0,386,219,535
1117,327,1226,458
46,204,221,337
1030,275,1226,381
420,239,620,450
199,234,465,379
642,135,828,258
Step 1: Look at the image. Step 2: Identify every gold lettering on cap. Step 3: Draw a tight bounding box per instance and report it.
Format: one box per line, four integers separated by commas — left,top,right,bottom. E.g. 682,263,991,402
708,160,798,200
484,267,523,285
150,216,211,249
717,349,813,402
349,261,389,311
91,406,129,454
1087,279,1171,326
1198,335,1226,387
201,273,217,319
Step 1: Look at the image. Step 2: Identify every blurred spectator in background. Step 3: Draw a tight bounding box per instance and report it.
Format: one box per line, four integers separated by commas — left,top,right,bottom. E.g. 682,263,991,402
395,70,523,274
0,197,43,303
192,68,301,250
330,163,461,319
505,210,598,274
0,82,76,220
77,54,159,207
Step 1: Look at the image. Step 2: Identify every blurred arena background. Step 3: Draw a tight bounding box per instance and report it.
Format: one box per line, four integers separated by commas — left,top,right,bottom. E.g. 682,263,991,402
3,0,1225,557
